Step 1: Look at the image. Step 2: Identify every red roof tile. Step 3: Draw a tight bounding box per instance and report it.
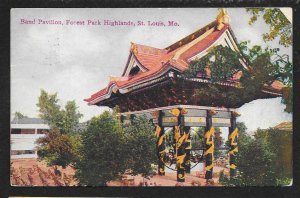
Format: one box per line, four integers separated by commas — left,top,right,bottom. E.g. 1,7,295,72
85,21,282,104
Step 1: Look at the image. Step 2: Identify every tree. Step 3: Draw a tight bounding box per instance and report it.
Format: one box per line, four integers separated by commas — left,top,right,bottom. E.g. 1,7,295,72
220,122,292,186
123,116,156,177
246,8,292,47
254,127,292,184
75,110,158,185
165,129,174,148
62,101,83,134
36,89,83,133
183,45,243,82
214,127,224,148
214,127,224,158
191,127,205,149
74,111,128,186
183,43,292,113
36,89,83,168
36,128,80,168
14,112,28,119
36,89,63,130
191,127,224,159
239,42,293,113
246,8,293,113
282,86,292,113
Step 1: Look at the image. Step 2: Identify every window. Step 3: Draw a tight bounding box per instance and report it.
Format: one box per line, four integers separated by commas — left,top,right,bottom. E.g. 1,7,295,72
11,129,21,134
11,150,35,155
20,129,35,134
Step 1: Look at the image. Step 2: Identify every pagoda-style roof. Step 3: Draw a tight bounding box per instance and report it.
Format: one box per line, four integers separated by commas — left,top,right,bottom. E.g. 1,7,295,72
85,9,283,111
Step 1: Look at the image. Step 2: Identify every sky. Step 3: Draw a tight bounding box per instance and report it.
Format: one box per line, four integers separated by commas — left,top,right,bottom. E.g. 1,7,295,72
11,8,292,133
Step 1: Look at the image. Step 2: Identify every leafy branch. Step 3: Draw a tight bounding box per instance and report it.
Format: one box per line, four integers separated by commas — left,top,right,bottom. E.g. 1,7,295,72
246,8,292,47
182,42,292,112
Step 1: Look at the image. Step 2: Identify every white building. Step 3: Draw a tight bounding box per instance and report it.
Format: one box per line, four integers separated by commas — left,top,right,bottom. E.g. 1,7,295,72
11,117,49,159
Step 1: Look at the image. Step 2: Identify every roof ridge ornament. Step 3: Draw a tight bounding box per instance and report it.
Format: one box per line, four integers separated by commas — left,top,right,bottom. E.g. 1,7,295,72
216,8,230,30
109,76,129,82
130,42,138,54
109,76,119,82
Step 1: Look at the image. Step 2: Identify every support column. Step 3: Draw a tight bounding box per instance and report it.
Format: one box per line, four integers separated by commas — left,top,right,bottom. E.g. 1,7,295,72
184,126,191,174
204,110,216,180
155,110,165,176
229,111,240,177
170,108,187,182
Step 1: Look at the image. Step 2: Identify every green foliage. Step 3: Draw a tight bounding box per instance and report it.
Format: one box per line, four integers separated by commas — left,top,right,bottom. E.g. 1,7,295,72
165,129,174,148
191,127,223,149
191,127,223,159
282,86,293,113
214,127,224,158
220,122,293,186
36,128,80,168
75,111,127,186
184,45,243,82
219,170,226,183
183,42,292,112
191,127,205,149
36,89,83,168
222,138,277,186
62,101,83,134
237,122,252,145
276,177,292,186
14,112,28,119
36,89,83,134
254,127,292,181
239,41,292,87
75,111,156,186
214,127,224,148
37,89,64,130
123,116,156,177
246,8,292,47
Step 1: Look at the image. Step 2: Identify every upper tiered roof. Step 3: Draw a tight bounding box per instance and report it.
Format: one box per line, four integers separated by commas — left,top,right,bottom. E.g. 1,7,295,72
85,9,283,106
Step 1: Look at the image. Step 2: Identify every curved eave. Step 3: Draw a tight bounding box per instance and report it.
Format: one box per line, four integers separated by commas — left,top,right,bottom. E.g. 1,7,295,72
86,75,283,107
261,86,282,96
85,65,180,105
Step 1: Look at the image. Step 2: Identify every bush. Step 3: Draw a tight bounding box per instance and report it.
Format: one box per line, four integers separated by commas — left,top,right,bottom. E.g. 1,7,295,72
75,111,157,186
36,128,79,168
123,116,156,177
219,122,292,186
74,111,127,186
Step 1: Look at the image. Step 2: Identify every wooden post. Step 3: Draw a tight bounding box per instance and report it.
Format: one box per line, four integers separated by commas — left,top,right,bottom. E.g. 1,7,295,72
156,110,165,176
229,111,240,177
184,126,191,174
177,108,185,182
170,108,187,182
204,110,216,180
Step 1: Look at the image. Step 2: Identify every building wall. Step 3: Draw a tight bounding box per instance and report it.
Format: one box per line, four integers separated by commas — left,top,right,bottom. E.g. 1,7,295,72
11,123,49,159
11,134,46,159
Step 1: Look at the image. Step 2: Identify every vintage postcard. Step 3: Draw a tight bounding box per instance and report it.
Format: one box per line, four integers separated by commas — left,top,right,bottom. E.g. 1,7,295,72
10,8,292,187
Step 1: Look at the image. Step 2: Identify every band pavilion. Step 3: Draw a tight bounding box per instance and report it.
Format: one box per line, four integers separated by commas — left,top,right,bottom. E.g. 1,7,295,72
85,9,282,182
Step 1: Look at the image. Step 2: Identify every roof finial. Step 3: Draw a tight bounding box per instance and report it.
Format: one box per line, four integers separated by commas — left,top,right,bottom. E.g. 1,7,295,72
130,42,138,54
216,8,230,30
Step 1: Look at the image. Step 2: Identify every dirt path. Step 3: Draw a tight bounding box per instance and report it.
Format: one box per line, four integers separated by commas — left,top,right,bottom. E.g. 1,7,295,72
11,158,228,186
11,158,77,186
